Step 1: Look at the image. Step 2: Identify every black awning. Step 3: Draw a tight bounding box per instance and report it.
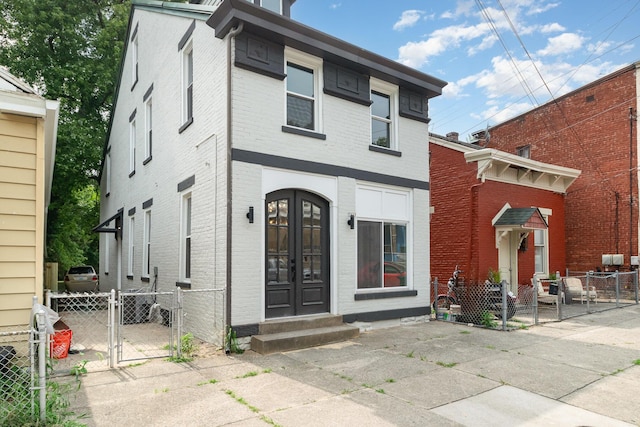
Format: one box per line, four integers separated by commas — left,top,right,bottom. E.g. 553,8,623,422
93,208,123,237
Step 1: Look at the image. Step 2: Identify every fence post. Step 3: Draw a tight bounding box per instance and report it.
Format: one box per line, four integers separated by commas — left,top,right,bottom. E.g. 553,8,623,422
615,270,620,307
556,272,563,320
500,280,507,331
35,310,47,423
532,276,539,325
109,289,116,368
635,270,639,304
586,271,592,312
176,287,183,358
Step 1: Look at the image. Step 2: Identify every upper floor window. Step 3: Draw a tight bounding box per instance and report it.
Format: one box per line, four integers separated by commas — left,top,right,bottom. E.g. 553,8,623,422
285,49,321,133
370,80,398,150
516,145,531,159
131,29,138,89
145,97,152,162
260,0,281,13
181,41,194,131
129,118,136,176
105,151,111,196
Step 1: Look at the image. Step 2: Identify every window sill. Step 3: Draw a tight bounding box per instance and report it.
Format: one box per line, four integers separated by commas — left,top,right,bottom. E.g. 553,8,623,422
105,192,110,198
129,170,135,178
175,281,191,289
354,289,417,300
281,125,326,140
369,145,401,157
143,156,152,165
127,275,133,280
131,78,138,92
141,276,150,283
179,117,193,134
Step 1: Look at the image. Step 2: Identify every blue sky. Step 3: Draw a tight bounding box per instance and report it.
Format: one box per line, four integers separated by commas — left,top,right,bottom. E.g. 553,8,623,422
291,0,640,140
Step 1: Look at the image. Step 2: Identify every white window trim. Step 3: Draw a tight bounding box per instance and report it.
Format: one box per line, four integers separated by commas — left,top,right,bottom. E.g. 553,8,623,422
129,120,136,174
131,33,138,85
284,47,322,133
105,151,111,195
128,216,135,277
181,41,194,126
355,184,412,291
370,78,399,150
180,193,192,282
145,97,152,160
142,209,151,278
534,207,552,276
104,233,110,275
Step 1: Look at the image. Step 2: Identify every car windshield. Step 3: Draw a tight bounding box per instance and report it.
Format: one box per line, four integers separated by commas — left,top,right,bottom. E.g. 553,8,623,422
69,266,94,275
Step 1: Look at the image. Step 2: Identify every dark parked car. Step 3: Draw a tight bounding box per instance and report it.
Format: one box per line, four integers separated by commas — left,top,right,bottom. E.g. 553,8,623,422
64,266,99,293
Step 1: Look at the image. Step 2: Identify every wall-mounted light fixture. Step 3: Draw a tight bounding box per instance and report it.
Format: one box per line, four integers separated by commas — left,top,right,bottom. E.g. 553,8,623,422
347,214,355,229
246,206,254,223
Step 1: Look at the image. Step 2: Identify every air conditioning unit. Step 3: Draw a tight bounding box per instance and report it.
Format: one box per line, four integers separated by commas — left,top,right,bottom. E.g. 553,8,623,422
602,254,624,266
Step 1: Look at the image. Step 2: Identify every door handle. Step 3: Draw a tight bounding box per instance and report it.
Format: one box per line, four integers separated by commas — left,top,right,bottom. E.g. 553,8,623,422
290,259,296,281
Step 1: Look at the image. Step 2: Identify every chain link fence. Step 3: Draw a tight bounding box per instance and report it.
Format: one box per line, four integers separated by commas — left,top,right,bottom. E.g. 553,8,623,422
432,270,639,329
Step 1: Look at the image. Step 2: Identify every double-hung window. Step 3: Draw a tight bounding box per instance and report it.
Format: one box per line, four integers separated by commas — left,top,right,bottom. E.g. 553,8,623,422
128,216,135,277
129,115,136,176
144,96,152,163
370,80,398,149
131,28,138,88
181,194,192,281
143,210,151,279
534,208,551,275
356,185,411,290
285,49,321,133
181,42,194,130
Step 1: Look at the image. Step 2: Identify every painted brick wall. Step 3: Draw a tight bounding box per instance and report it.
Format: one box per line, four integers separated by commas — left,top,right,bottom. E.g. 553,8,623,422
486,65,638,272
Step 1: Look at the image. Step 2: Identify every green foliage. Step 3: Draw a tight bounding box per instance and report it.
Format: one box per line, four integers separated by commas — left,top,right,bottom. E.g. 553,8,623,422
168,333,198,363
70,359,89,379
480,310,498,328
0,0,130,275
226,327,244,354
488,268,501,283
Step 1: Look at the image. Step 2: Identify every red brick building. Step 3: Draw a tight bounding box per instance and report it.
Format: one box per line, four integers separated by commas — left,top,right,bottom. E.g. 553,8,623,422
482,63,639,273
430,133,580,296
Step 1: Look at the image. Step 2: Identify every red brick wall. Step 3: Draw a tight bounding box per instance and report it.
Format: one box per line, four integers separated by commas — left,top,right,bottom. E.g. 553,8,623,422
430,141,567,290
486,65,638,272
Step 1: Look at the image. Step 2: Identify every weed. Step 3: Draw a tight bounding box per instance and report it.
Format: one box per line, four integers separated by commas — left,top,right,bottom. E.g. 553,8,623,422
480,311,498,328
385,378,395,383
225,389,259,413
226,327,244,354
197,379,219,386
406,350,415,358
459,330,471,335
155,387,169,393
436,361,457,368
375,388,385,394
70,360,88,379
633,359,640,366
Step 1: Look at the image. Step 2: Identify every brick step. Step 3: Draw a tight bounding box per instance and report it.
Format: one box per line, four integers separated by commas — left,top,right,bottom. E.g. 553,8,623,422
251,324,360,354
258,314,346,335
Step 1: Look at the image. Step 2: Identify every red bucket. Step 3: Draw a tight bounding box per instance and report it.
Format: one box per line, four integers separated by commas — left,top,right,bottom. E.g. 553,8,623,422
51,329,73,359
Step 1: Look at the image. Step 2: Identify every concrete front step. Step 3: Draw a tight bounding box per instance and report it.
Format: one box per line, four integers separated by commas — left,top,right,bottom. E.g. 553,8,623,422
251,324,360,354
258,314,345,335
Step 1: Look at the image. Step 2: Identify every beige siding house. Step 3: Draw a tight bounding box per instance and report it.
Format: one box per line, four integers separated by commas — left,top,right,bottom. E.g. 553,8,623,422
0,67,59,328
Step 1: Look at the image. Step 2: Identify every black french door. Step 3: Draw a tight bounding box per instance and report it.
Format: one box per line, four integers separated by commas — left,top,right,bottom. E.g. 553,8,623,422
265,190,329,318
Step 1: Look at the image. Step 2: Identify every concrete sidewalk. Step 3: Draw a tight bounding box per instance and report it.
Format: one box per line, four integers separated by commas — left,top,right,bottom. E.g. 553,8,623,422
67,305,640,426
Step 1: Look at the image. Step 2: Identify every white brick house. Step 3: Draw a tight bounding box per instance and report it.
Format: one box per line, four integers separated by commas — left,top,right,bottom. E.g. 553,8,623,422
98,0,446,346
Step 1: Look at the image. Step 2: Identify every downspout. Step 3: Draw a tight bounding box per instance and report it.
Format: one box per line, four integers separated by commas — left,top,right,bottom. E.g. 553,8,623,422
468,181,484,284
225,22,243,340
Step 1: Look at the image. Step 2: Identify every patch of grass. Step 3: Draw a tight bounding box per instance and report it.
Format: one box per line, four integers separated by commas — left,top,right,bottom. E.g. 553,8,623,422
225,389,259,413
375,388,385,394
459,330,471,334
480,311,498,328
197,379,219,386
226,327,244,354
155,387,169,393
260,415,282,426
633,359,640,366
127,361,149,368
336,373,353,381
237,368,272,379
70,360,88,379
406,350,415,358
436,361,457,368
385,378,395,383
485,345,496,350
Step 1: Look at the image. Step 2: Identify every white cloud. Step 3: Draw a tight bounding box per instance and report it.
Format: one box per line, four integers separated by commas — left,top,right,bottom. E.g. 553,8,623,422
526,1,560,15
330,3,341,9
393,10,425,31
537,33,586,57
539,23,565,33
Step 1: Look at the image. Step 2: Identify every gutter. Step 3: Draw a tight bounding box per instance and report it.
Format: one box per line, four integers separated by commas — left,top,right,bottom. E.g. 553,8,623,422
225,22,244,340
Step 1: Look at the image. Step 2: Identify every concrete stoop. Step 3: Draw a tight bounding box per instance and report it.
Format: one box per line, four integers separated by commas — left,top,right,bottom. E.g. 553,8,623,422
250,314,360,354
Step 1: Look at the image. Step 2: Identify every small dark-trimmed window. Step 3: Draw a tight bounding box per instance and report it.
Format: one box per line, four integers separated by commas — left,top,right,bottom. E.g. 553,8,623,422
371,91,391,148
516,145,531,159
286,62,315,130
